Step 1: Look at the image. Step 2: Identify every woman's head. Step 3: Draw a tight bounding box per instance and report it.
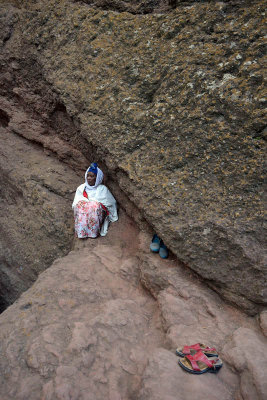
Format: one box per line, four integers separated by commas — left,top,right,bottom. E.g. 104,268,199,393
85,162,104,189
87,171,96,186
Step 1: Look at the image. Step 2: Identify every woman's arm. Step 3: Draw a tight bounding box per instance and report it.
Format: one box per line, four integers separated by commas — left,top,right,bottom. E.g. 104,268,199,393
95,185,118,222
72,184,86,209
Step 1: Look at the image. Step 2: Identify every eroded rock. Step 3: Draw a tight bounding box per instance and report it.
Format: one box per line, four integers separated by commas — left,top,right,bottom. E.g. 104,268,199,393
0,220,164,400
139,348,234,400
222,327,267,400
1,217,266,400
0,0,266,320
0,124,81,308
0,1,266,398
259,311,267,337
1,0,262,313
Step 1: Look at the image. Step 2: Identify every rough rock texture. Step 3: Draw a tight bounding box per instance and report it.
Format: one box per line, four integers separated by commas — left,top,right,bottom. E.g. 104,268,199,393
0,1,266,312
259,310,267,337
0,1,266,398
0,79,88,309
0,66,88,310
139,348,233,400
0,122,81,311
73,0,169,15
221,327,267,400
0,215,266,400
0,3,88,310
12,0,267,312
138,232,267,400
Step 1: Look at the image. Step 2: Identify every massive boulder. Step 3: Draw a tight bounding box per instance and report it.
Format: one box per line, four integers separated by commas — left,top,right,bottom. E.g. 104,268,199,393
0,0,266,314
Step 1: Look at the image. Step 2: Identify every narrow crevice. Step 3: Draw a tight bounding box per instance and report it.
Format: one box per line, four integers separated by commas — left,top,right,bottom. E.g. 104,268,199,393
72,0,176,15
3,27,13,44
0,109,10,127
0,296,9,314
72,0,253,15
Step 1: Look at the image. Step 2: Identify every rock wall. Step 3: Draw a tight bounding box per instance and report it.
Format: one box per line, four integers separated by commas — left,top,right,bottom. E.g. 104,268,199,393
0,0,266,314
0,4,85,309
0,121,82,310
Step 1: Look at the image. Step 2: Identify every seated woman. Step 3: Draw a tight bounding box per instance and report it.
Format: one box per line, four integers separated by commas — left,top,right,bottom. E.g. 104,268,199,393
72,163,118,238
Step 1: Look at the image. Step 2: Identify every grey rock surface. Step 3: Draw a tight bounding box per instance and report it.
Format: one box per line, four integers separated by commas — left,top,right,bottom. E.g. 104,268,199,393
0,1,266,313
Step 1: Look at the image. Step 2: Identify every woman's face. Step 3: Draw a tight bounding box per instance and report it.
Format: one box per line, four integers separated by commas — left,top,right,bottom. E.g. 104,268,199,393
87,171,96,186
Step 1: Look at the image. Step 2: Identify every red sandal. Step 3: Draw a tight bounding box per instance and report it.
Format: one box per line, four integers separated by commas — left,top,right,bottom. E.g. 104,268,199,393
178,350,223,374
176,343,218,357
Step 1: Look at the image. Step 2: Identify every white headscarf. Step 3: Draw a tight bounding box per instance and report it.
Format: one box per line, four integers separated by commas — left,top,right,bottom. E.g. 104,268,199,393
72,164,118,235
84,165,104,191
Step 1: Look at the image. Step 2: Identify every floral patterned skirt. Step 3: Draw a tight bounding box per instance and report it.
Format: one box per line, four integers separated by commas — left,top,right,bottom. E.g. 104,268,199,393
74,200,105,238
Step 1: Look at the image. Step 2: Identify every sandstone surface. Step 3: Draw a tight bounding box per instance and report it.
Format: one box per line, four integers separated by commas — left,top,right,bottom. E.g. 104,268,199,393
0,214,266,400
0,121,82,311
0,1,266,398
0,0,265,313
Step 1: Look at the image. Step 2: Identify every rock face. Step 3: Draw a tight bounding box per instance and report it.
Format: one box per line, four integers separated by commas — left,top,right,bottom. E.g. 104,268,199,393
1,1,266,398
0,0,266,314
0,120,81,311
0,3,88,310
0,217,266,400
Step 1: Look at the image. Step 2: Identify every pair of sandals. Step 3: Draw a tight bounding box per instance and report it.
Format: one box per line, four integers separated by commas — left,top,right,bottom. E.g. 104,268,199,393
150,234,169,259
176,343,223,374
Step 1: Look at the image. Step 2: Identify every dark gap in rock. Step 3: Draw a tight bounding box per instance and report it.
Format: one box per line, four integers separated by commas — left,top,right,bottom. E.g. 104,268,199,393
253,124,266,139
168,0,177,8
0,109,10,127
72,0,176,15
3,27,13,44
0,281,11,314
0,295,9,314
72,0,253,15
52,102,67,114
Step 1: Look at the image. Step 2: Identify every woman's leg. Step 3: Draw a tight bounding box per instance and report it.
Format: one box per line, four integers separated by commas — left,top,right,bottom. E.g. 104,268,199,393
74,200,105,238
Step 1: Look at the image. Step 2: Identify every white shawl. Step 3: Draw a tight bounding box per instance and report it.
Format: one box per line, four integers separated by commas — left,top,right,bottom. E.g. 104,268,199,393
72,183,118,236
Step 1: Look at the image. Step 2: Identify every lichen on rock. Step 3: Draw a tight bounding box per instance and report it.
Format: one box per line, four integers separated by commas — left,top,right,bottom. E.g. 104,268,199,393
0,0,266,314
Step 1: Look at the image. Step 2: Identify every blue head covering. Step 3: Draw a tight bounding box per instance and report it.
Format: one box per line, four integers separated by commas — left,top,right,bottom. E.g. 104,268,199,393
88,162,98,175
